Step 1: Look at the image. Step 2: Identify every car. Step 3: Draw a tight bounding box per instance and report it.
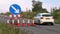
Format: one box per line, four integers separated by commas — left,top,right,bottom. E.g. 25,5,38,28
34,13,54,25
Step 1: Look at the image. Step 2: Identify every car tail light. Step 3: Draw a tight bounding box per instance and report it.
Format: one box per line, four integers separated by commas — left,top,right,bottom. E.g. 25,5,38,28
41,16,43,19
52,16,54,19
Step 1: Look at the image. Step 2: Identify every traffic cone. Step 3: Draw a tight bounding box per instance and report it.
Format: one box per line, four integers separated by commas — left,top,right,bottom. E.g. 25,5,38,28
32,18,35,26
27,18,30,26
12,20,14,26
17,19,20,27
7,19,10,25
22,18,25,27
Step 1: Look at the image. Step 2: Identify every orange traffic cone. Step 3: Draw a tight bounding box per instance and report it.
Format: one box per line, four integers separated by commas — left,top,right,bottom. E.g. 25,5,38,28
17,19,20,27
27,18,30,26
32,18,35,26
7,19,10,25
22,18,25,27
12,20,14,26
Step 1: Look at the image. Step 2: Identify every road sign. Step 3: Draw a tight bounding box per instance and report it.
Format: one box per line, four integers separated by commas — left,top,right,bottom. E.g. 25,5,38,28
9,4,21,15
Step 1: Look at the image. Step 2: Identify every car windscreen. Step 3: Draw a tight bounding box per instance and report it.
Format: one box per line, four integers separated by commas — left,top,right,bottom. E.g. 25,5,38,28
42,14,52,17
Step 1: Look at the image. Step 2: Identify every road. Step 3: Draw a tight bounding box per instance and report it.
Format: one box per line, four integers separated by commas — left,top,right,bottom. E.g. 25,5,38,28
0,15,60,34
19,24,60,34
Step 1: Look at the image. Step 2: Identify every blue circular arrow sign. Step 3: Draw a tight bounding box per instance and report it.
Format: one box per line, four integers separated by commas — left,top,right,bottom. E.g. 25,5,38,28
9,4,21,15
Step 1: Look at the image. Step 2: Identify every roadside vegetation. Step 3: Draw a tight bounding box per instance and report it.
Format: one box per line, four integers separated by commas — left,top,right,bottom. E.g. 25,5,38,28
51,7,60,24
0,23,18,34
0,22,31,34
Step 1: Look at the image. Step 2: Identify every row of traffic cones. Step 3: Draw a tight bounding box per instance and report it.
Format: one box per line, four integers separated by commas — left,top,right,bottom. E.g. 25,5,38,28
7,18,35,27
7,14,35,27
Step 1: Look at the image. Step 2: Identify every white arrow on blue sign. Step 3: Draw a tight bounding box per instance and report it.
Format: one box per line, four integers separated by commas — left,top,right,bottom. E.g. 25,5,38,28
9,4,21,15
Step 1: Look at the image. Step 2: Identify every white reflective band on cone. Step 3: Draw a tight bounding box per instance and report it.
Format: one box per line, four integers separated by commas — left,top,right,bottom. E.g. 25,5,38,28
12,20,14,23
33,20,34,23
7,20,9,23
9,15,12,18
28,19,30,23
18,15,20,17
23,19,24,23
18,19,20,23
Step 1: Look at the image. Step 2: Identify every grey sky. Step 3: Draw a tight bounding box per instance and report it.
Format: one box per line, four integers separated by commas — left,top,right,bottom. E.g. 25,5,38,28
0,0,60,13
0,0,32,13
39,0,60,12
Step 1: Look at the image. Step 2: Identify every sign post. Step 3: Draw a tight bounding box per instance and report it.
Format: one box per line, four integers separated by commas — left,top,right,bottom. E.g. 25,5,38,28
9,4,21,27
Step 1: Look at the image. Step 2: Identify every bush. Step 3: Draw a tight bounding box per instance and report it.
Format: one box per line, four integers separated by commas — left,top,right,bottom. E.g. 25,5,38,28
0,23,19,34
0,22,32,34
21,12,37,19
52,11,60,24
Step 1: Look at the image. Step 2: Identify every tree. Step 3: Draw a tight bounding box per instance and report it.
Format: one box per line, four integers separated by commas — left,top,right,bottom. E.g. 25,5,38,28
4,12,11,16
51,7,60,23
0,13,4,15
32,0,48,13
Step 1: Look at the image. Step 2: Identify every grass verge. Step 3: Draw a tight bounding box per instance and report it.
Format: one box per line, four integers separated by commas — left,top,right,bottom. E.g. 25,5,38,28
0,22,30,34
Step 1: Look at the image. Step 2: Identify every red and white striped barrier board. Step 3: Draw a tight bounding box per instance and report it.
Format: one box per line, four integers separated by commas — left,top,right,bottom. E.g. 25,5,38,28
7,14,35,27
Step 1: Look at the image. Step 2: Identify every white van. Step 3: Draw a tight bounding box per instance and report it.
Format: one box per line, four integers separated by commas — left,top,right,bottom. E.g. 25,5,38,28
34,13,54,25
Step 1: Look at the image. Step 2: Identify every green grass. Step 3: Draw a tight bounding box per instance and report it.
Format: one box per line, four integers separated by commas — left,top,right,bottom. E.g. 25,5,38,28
0,23,18,34
0,22,30,34
55,19,60,24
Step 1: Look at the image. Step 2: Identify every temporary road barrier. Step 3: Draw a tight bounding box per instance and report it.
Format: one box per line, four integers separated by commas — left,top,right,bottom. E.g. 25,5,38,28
7,14,35,27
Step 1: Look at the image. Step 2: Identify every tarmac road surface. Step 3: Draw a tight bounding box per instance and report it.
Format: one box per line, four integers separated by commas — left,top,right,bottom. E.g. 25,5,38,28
20,24,60,34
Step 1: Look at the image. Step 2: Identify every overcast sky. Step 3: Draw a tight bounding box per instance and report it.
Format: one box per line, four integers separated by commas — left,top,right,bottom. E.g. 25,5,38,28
0,0,60,13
